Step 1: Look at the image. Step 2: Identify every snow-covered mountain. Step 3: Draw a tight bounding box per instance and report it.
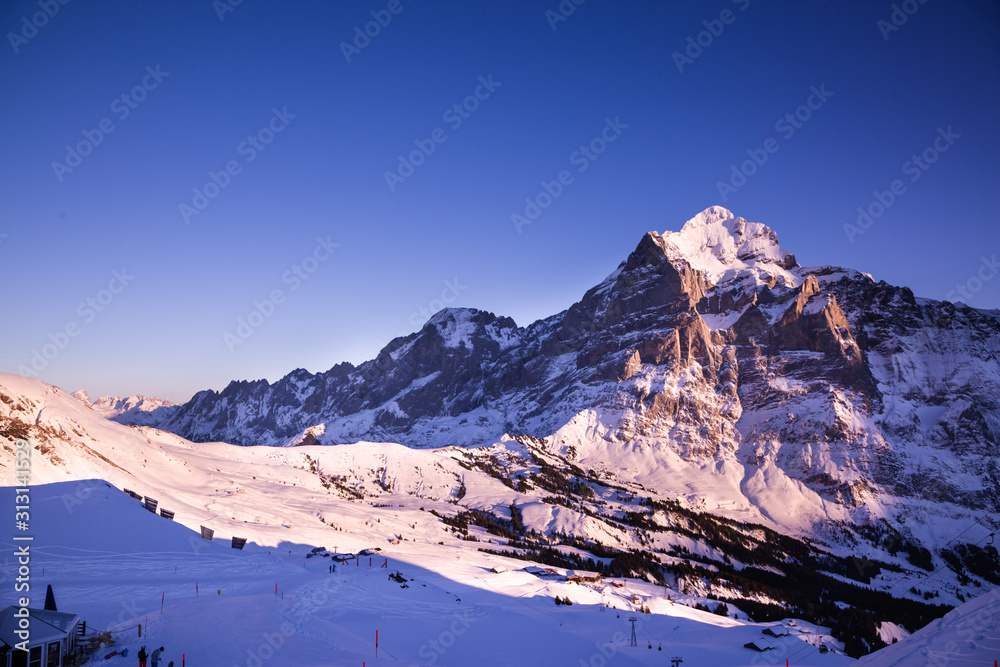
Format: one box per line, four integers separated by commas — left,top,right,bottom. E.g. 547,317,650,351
133,207,1000,545
6,206,998,661
73,390,180,426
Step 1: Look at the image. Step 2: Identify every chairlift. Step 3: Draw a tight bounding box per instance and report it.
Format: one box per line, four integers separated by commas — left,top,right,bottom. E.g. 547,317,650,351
985,533,999,561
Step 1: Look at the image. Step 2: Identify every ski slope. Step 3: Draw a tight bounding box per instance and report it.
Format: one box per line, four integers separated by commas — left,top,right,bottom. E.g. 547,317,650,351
0,482,854,666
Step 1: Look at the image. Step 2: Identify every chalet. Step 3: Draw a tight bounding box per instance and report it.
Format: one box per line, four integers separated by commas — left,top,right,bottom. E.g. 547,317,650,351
566,570,601,584
743,637,775,652
762,626,790,638
0,607,81,667
523,566,560,578
489,566,508,574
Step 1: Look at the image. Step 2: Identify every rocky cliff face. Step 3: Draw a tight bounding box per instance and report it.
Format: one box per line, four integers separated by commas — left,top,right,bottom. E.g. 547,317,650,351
140,206,1000,538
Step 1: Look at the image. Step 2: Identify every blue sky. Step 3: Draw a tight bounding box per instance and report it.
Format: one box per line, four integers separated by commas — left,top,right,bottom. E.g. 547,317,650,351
1,0,998,402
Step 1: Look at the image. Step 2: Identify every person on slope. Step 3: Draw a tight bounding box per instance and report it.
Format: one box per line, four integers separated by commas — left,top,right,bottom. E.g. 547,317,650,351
151,646,165,667
137,646,148,667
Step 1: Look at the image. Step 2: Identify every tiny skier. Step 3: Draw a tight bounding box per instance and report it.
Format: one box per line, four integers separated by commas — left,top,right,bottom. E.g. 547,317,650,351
151,646,165,667
137,646,148,667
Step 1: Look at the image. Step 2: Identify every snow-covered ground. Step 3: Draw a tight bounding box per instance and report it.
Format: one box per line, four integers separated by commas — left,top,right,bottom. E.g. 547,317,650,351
4,371,999,664
0,482,854,666
0,372,862,665
855,588,1000,667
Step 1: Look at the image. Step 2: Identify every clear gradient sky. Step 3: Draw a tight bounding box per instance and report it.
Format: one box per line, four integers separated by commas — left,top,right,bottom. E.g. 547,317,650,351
1,0,998,402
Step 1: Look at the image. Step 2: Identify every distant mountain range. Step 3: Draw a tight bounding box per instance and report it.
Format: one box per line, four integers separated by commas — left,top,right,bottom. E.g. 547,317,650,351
72,390,179,427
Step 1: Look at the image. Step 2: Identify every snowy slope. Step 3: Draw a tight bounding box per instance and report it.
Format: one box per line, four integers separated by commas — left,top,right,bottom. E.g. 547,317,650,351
0,374,865,665
855,588,1000,666
0,483,857,666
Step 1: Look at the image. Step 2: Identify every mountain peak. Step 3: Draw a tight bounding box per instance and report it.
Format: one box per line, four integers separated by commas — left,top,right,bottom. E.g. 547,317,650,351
425,307,519,350
661,206,799,288
680,205,737,229
71,389,92,405
89,394,180,426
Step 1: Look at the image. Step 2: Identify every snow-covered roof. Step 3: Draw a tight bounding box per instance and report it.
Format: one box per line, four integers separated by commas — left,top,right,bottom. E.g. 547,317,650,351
0,607,80,647
743,637,775,651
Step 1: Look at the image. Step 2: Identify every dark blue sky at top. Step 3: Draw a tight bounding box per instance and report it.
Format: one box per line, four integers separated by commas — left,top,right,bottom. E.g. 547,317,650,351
1,0,998,401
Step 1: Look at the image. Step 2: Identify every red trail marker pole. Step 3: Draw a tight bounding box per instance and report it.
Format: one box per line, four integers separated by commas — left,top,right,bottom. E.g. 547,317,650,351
376,630,378,658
